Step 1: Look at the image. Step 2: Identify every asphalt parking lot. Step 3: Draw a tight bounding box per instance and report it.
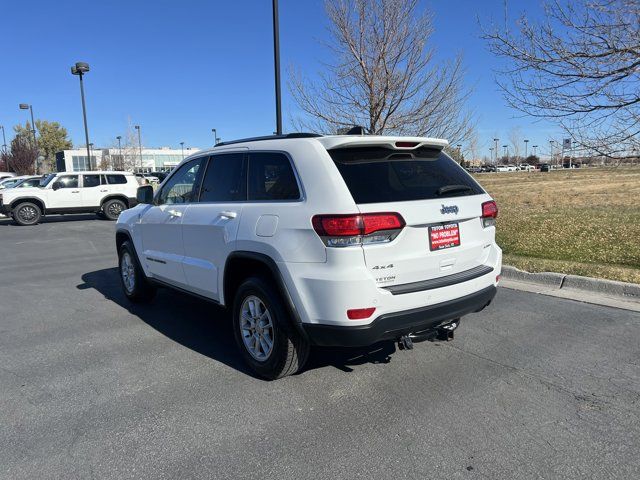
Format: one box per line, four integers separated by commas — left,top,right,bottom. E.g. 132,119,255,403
1,215,639,479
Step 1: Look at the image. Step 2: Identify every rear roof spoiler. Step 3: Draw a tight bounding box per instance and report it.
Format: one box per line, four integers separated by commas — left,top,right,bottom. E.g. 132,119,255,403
317,136,448,151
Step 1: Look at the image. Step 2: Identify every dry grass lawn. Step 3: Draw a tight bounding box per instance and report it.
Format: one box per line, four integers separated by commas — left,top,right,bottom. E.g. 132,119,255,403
474,167,640,284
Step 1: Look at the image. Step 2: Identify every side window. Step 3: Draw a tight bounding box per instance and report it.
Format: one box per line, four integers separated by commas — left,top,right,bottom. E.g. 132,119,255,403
105,175,126,185
57,175,79,189
248,153,300,201
83,174,101,188
20,179,41,188
157,158,205,205
199,153,246,202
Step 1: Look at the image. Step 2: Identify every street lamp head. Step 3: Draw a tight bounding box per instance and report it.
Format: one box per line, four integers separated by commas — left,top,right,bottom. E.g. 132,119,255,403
134,125,140,130
116,136,121,140
19,103,29,110
180,141,184,146
75,62,90,73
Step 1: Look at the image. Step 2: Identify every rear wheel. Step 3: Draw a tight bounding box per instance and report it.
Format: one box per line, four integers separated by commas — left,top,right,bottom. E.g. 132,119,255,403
103,199,127,221
233,277,309,380
118,241,156,302
13,202,41,226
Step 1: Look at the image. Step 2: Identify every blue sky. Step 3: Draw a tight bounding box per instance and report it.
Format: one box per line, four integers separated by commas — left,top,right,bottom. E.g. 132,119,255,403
0,0,558,158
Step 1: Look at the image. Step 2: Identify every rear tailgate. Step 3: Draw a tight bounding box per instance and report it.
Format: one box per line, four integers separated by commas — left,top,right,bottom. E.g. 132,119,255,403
327,144,496,289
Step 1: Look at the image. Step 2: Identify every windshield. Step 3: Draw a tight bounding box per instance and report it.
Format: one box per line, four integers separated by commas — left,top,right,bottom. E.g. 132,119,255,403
40,173,57,187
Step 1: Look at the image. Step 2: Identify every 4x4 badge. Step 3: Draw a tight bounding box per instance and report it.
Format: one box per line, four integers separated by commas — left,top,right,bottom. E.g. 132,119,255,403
440,204,459,214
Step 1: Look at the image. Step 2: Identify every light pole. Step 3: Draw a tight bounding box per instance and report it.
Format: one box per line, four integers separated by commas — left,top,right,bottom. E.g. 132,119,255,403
456,144,462,164
212,128,220,145
272,0,283,135
116,136,122,170
533,145,538,157
70,62,92,172
524,139,529,159
493,138,499,164
489,147,494,163
134,125,143,171
503,145,508,163
549,140,555,165
88,143,94,169
180,141,185,160
19,104,38,173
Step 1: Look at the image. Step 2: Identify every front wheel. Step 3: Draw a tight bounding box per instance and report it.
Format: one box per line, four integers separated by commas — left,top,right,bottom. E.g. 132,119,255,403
118,241,156,303
103,199,127,221
233,277,309,380
13,202,42,226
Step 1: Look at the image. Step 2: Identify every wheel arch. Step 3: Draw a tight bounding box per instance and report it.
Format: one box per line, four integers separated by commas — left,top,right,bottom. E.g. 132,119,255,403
223,252,307,339
10,197,46,213
101,194,130,208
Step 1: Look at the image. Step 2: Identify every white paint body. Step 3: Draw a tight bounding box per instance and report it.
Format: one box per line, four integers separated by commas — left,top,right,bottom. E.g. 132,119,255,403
117,136,502,328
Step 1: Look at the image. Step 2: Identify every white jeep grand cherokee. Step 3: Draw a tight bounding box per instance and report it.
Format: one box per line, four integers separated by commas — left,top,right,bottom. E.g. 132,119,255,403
116,134,501,379
0,171,139,225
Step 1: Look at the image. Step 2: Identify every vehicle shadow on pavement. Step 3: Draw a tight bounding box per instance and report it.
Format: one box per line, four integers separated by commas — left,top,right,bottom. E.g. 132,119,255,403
0,213,103,226
78,267,399,378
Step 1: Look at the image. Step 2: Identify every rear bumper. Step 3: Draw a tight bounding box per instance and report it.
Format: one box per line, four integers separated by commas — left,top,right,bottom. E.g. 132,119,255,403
302,285,497,347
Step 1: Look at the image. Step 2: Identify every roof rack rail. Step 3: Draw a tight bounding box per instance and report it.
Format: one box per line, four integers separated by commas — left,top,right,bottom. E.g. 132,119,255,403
214,132,322,147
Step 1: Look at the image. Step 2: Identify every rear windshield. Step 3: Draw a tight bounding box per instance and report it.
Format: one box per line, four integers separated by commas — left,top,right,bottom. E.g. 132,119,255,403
329,146,484,204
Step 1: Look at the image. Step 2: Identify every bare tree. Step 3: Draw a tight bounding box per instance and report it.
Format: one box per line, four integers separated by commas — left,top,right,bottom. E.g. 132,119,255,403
289,0,475,143
483,0,640,158
508,126,522,160
5,137,37,175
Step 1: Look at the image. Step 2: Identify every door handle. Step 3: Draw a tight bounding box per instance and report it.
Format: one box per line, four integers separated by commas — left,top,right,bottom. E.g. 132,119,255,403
71,190,80,193
220,211,237,219
100,189,108,192
168,209,182,218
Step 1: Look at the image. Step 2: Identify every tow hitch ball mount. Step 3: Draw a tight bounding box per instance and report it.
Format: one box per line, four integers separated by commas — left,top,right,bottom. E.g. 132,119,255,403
398,319,460,350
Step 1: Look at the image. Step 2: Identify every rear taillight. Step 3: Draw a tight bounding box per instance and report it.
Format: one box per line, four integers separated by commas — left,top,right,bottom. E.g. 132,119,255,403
312,213,405,247
481,200,498,228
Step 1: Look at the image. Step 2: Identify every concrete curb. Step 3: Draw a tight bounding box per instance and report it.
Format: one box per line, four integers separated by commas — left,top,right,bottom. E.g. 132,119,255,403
501,265,640,301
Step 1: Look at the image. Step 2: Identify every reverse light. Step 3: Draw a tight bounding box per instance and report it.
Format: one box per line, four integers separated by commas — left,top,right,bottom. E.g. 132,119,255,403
481,200,498,228
312,213,405,247
347,307,376,320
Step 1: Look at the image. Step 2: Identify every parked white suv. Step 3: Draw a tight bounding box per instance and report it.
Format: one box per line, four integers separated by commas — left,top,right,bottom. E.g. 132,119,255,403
0,171,139,225
116,134,502,379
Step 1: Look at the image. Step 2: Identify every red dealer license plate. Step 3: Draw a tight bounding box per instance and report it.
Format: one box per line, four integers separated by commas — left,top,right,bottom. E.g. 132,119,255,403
429,223,460,251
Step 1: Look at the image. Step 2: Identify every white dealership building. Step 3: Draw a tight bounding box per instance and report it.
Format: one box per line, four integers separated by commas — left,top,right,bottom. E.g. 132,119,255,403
55,147,199,173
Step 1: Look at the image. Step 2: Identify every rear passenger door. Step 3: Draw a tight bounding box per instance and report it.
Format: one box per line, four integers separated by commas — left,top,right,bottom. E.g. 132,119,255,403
81,174,106,207
181,153,246,300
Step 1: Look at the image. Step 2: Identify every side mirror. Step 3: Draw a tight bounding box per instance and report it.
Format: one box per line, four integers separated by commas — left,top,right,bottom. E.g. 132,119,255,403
52,181,61,191
136,185,154,204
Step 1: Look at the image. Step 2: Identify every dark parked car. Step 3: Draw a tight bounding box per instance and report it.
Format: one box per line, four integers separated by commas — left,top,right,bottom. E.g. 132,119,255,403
540,164,550,172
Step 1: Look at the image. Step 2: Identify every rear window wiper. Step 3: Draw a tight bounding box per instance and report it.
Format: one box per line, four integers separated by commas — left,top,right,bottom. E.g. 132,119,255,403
436,184,474,196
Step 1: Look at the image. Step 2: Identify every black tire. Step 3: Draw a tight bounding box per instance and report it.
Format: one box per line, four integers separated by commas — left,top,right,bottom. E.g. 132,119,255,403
232,277,310,380
103,199,127,221
13,202,42,226
118,241,156,303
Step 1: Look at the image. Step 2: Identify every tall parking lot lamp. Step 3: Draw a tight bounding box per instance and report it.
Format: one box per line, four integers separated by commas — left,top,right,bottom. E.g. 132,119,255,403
549,140,555,165
533,145,538,157
134,125,143,170
524,139,529,158
19,103,38,173
71,62,92,173
212,128,220,146
180,141,185,160
272,0,283,135
116,136,122,170
493,138,499,163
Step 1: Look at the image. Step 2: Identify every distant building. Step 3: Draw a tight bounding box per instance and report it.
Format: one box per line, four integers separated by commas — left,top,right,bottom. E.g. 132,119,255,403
55,147,199,173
